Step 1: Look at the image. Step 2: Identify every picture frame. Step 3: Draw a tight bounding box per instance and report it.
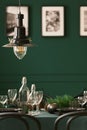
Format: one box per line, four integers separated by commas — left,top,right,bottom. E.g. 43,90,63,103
41,6,64,36
80,6,87,36
6,6,29,36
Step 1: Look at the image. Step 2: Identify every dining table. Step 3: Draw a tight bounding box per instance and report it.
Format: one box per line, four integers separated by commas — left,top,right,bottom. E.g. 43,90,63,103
36,111,58,130
0,108,87,130
36,109,87,130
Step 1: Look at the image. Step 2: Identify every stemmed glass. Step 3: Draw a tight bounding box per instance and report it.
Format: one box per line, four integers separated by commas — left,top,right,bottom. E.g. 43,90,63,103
35,91,43,114
78,91,87,108
77,96,85,107
83,91,87,103
0,95,8,107
8,89,17,104
27,91,36,115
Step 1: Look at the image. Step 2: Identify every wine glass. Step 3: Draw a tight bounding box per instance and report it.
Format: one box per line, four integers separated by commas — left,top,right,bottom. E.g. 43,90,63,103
35,91,43,114
27,92,36,115
0,95,8,107
83,91,87,102
8,89,17,104
77,96,85,107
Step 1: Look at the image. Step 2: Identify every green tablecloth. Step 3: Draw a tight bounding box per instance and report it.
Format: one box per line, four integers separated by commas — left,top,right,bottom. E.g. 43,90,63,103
36,111,58,130
0,110,87,130
36,111,87,130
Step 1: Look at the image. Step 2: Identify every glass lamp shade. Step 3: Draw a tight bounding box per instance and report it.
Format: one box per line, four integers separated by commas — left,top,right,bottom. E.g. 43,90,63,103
13,46,27,60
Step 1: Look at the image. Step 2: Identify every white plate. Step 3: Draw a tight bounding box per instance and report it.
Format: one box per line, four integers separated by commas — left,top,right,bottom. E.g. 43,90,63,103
0,108,22,112
57,107,85,112
27,111,40,116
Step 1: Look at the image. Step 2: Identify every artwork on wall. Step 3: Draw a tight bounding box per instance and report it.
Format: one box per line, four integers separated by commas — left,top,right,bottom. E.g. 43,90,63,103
6,6,29,36
41,6,64,36
80,6,87,36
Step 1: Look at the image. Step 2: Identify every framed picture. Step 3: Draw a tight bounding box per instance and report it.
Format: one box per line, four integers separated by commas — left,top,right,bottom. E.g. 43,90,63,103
80,6,87,36
6,6,29,36
41,6,64,36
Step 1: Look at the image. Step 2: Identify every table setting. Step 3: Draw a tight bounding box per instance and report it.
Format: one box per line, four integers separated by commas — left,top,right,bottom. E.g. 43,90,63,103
0,77,87,117
0,77,44,115
0,93,43,114
0,90,86,115
45,93,87,115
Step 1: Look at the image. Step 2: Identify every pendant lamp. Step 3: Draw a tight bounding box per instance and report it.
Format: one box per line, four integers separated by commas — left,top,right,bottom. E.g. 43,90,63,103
3,0,35,60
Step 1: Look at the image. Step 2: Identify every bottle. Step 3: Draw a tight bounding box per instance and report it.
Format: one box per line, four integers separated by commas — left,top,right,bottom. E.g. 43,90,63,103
19,76,30,104
31,84,36,93
28,84,36,112
28,84,36,101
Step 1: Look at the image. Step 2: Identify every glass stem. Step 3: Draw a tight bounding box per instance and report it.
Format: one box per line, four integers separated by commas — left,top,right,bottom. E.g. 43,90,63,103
32,105,34,111
36,104,39,112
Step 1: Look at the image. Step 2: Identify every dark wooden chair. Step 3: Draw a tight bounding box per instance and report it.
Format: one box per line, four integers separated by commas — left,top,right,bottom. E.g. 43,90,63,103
0,112,41,130
54,111,87,130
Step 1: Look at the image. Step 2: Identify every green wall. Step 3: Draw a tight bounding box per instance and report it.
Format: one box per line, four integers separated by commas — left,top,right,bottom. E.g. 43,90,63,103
0,0,87,97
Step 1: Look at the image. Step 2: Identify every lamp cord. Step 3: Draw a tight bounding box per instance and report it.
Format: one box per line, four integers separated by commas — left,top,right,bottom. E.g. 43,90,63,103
19,0,21,13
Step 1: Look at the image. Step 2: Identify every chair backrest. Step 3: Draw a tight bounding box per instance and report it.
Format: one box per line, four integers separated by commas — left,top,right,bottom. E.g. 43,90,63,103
66,111,87,130
54,111,87,130
0,112,41,130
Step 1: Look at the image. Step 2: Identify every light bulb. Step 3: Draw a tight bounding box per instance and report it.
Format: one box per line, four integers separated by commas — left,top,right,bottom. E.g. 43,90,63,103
13,46,27,60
